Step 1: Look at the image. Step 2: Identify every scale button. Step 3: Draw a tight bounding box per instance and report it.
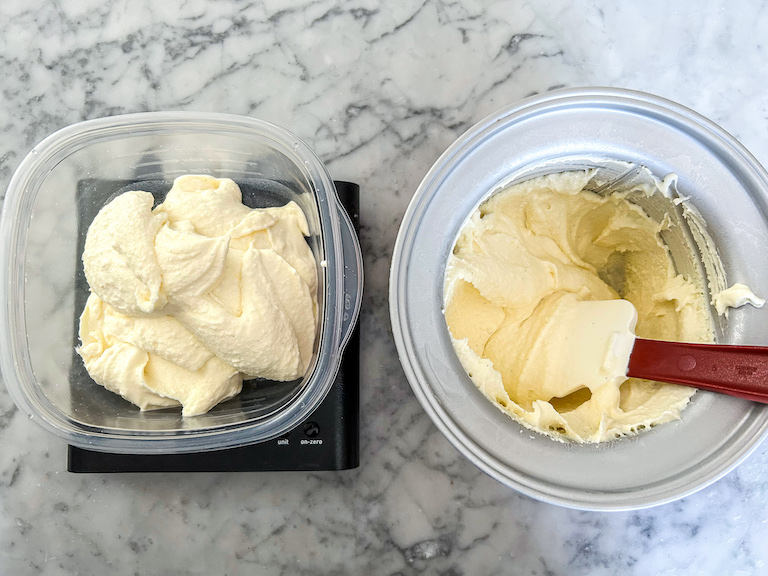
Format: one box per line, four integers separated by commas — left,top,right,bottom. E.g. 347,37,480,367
303,422,320,437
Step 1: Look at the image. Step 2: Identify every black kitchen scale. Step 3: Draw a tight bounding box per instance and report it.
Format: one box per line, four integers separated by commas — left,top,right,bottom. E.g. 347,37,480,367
67,180,360,473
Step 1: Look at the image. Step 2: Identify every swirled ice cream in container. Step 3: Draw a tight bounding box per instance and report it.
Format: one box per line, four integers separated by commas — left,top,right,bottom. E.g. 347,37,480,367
390,88,768,510
0,112,362,454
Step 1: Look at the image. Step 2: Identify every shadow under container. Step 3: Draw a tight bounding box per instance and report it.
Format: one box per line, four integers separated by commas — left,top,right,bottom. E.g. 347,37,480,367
0,112,363,454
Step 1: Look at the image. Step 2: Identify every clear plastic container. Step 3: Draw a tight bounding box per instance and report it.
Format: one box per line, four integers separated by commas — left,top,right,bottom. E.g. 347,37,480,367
0,112,363,454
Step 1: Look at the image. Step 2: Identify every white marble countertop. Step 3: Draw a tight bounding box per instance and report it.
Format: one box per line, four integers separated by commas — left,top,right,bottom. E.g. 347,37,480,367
2,0,768,574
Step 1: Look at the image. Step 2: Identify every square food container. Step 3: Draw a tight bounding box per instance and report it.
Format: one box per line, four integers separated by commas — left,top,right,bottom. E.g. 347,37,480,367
0,112,363,454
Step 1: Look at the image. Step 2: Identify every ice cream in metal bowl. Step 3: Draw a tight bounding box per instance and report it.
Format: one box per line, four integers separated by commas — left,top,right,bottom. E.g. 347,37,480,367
390,88,768,510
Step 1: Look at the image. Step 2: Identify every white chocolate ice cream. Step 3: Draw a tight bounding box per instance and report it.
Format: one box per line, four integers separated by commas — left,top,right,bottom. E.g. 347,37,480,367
445,171,724,443
78,175,318,416
713,283,765,316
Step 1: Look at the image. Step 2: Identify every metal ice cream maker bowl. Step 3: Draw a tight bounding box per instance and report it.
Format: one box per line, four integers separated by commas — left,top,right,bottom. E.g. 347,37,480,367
390,87,768,510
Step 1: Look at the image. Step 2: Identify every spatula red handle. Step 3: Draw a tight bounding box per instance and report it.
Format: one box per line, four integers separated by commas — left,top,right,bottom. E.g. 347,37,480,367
627,339,768,403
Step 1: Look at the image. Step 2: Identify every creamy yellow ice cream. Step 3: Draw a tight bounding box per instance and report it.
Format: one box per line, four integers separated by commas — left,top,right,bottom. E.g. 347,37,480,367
713,283,765,316
444,171,716,442
78,175,318,416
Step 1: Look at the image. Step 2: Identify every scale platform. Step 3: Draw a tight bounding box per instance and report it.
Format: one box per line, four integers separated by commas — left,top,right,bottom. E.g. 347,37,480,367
67,180,360,473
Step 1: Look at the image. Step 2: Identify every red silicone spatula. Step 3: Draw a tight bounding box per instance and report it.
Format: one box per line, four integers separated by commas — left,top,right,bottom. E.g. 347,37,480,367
627,339,768,403
559,299,768,404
